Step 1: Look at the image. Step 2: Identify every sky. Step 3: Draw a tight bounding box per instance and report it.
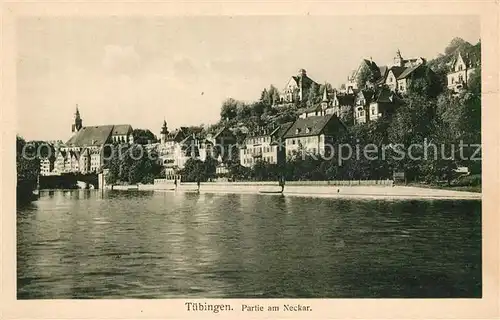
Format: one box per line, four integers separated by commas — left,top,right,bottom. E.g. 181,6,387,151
17,15,480,141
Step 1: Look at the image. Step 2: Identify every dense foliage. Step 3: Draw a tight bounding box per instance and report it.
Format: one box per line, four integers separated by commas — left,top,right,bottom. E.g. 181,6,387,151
16,136,41,200
104,143,163,185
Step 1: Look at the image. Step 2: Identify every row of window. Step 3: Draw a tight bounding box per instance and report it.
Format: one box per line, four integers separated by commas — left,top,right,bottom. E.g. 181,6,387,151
247,136,271,144
243,146,274,155
287,148,318,155
243,156,275,164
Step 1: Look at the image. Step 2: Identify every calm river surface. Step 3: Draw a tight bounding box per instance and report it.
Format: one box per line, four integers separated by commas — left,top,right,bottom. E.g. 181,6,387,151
17,190,481,299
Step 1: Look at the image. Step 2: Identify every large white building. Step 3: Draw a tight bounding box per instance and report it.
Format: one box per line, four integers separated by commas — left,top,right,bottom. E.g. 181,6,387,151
447,52,477,92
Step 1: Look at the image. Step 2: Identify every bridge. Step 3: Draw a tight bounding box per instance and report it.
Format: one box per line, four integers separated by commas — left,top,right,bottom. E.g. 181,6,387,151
39,172,100,189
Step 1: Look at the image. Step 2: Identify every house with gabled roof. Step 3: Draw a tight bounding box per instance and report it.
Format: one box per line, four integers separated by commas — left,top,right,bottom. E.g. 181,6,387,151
385,63,433,95
354,86,402,124
345,58,383,93
447,51,479,92
278,69,319,104
240,122,293,167
283,113,346,159
330,90,355,121
368,87,402,121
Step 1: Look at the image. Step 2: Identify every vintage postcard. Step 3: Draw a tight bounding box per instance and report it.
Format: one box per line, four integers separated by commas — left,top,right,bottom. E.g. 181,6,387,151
1,0,499,319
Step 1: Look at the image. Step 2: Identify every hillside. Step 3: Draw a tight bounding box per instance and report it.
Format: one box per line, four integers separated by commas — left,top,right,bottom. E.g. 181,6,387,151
427,37,481,74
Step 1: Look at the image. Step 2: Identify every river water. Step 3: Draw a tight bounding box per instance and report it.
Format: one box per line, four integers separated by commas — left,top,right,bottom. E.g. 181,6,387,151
17,190,481,299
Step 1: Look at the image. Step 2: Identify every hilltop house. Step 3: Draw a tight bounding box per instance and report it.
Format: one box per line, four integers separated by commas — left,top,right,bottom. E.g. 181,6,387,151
447,51,478,92
330,90,355,121
278,69,319,104
346,50,428,96
345,58,383,93
354,87,401,124
283,113,346,158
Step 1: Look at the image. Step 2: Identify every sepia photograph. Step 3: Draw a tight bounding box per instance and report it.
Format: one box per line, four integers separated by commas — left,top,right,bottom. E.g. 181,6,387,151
1,2,497,318
12,14,485,301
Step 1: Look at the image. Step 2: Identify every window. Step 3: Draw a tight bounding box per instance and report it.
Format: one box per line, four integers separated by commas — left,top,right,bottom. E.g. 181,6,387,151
458,64,463,71
371,107,375,115
292,139,296,145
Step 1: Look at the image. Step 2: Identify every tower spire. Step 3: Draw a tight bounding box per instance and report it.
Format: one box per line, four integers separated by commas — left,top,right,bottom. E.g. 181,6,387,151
72,104,83,133
322,84,329,102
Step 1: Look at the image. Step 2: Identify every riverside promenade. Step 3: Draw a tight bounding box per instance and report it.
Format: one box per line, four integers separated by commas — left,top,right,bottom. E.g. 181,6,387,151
110,182,481,200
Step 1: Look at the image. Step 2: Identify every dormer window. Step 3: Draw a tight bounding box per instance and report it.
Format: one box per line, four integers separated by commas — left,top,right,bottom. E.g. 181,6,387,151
295,128,301,134
306,127,311,133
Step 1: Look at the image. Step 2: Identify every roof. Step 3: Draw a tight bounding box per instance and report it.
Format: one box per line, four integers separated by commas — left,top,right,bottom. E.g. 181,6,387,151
66,125,114,146
275,122,293,139
363,59,380,75
379,65,388,78
165,128,185,141
270,122,293,145
397,64,421,80
359,89,375,103
375,87,397,103
336,93,355,106
213,126,228,139
112,124,133,135
388,66,407,78
283,114,342,139
303,104,322,113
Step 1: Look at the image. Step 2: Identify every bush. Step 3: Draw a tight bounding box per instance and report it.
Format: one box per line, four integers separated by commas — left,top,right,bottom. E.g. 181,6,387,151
451,174,481,186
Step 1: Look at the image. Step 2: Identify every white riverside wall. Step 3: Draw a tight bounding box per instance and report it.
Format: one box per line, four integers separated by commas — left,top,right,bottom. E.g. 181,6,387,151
139,180,481,199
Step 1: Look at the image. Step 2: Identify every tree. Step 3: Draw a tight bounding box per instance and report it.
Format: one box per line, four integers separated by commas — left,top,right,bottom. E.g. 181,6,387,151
16,136,41,201
180,158,206,182
444,37,468,55
220,98,238,121
132,129,158,145
356,63,376,89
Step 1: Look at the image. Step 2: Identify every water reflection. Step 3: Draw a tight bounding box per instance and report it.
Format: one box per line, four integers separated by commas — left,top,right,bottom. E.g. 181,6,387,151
17,190,481,298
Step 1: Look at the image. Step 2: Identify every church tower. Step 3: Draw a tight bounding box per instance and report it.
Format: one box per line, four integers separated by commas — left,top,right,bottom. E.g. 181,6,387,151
160,119,169,144
72,104,83,133
394,49,404,67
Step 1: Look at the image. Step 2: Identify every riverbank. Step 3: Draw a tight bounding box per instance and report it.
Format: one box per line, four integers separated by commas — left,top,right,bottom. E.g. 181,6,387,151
109,182,481,200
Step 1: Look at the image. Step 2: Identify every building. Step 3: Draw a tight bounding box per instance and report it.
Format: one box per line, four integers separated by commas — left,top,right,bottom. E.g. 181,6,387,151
447,52,478,92
385,63,433,95
299,86,332,119
57,106,134,174
239,122,293,168
211,126,238,163
345,50,427,95
354,87,401,124
330,90,355,121
345,59,383,93
158,123,188,179
278,69,319,104
392,49,426,68
40,157,55,176
283,113,346,158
